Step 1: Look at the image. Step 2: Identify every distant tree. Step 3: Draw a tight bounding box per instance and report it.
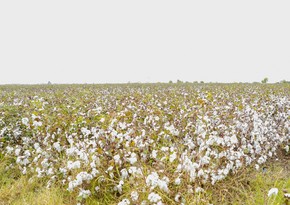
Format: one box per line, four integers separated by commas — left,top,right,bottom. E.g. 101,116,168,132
48,81,52,85
261,77,268,84
177,79,183,84
193,81,198,84
200,81,204,84
169,80,173,84
280,80,290,84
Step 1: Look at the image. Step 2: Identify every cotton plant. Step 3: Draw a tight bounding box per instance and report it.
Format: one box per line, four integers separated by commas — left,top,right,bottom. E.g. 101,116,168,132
0,84,289,204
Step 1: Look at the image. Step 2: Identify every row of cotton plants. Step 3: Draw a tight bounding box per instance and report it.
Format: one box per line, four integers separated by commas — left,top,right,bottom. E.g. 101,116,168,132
0,84,289,204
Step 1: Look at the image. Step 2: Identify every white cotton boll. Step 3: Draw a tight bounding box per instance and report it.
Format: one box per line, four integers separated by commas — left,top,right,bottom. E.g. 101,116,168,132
223,168,230,175
148,192,162,203
76,172,93,183
47,168,54,175
175,194,181,202
22,158,30,166
141,200,147,205
268,188,278,197
115,180,124,193
24,150,31,157
146,172,159,188
59,168,67,174
127,152,137,165
15,148,21,156
197,169,204,178
118,198,130,205
33,121,42,127
95,186,100,192
67,180,78,191
200,156,210,165
22,118,29,126
285,145,289,153
121,169,128,179
128,166,143,177
36,167,44,178
66,147,77,156
22,167,27,175
161,147,169,152
257,156,266,164
284,193,290,199
108,172,114,179
151,150,158,159
169,152,177,163
131,191,139,202
53,142,62,152
195,187,204,193
67,160,81,170
114,154,122,165
91,168,99,177
119,122,127,130
81,127,91,136
6,146,13,154
100,118,105,123
90,161,96,168
157,179,169,193
107,166,114,172
175,177,181,185
230,135,238,144
78,189,91,199
34,143,40,150
255,164,260,170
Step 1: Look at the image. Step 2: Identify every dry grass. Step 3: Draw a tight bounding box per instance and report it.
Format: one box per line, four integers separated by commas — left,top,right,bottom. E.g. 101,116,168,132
208,149,290,205
0,150,289,205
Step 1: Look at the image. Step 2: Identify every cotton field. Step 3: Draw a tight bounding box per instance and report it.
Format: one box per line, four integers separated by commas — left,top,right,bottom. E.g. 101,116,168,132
0,84,289,204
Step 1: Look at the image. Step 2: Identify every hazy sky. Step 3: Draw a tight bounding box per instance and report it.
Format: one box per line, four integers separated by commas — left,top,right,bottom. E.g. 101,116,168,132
0,0,289,84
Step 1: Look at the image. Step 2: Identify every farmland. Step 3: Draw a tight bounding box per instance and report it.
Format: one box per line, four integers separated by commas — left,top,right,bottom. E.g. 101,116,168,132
0,83,289,205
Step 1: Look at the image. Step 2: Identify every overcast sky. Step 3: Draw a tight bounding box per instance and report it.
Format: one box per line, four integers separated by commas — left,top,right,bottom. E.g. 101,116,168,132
0,0,289,84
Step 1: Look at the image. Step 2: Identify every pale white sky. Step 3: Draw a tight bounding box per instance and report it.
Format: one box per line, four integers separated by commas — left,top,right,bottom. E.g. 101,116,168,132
0,0,289,84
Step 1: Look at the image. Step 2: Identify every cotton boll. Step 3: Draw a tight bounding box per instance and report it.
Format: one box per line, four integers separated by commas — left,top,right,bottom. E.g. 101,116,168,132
22,118,29,126
151,150,158,159
6,146,13,154
169,152,177,162
174,177,181,185
131,191,139,202
118,198,130,205
67,160,81,170
15,148,21,156
115,180,124,193
268,188,278,197
148,192,162,203
127,152,137,165
146,172,159,188
114,154,122,165
78,189,91,199
53,142,62,152
121,168,128,179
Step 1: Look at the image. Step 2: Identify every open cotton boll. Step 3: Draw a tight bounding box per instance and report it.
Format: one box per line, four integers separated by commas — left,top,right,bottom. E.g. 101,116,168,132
268,188,278,197
78,189,91,199
118,198,130,205
130,191,139,202
148,192,162,203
